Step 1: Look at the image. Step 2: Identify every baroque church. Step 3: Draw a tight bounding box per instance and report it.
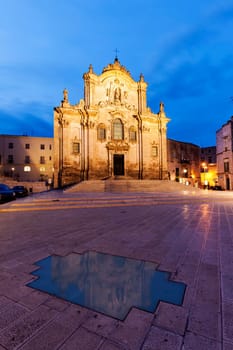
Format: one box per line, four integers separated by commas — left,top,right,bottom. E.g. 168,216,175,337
53,57,170,188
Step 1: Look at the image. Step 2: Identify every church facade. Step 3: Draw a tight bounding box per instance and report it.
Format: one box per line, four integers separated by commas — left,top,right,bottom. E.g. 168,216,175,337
53,58,170,188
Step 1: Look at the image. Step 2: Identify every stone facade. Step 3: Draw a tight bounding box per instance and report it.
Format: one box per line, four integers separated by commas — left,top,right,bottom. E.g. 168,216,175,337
167,139,200,186
53,58,170,188
200,146,216,164
216,116,233,190
200,146,217,188
0,135,54,182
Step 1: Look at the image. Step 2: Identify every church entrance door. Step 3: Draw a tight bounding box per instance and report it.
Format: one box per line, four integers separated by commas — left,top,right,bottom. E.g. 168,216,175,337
113,154,124,176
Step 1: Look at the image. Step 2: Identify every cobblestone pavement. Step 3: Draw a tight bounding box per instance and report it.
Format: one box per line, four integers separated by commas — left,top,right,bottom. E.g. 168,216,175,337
0,189,233,349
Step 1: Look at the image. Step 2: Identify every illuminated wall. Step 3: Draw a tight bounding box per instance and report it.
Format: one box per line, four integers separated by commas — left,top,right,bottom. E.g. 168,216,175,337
53,59,170,187
0,135,54,182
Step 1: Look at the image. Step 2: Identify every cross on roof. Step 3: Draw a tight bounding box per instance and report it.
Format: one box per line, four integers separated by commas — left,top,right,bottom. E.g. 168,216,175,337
114,48,119,60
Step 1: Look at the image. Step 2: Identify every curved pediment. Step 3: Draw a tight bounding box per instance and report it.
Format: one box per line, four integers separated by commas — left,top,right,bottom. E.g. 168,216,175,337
102,58,132,78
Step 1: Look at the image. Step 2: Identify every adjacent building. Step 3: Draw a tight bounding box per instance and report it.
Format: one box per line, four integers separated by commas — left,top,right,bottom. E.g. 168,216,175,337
200,146,216,165
53,58,170,188
167,139,200,186
200,146,217,188
216,116,233,190
0,135,54,182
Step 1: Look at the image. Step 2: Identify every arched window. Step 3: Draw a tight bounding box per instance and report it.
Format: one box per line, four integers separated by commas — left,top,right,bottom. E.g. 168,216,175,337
129,126,137,142
97,123,106,141
113,118,124,140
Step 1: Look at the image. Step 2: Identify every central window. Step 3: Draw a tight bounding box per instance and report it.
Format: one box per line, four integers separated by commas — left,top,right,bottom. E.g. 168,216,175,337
72,142,80,154
113,118,124,140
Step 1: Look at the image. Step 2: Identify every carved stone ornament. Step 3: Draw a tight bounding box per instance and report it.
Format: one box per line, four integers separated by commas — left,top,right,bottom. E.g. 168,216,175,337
143,125,150,132
102,57,132,78
89,121,95,129
57,115,69,127
106,141,129,151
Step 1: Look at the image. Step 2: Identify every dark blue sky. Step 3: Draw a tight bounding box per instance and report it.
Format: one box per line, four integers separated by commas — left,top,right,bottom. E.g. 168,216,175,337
1,0,233,146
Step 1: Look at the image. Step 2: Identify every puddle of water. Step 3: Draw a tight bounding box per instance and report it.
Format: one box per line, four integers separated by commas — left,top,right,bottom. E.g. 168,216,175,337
27,251,186,320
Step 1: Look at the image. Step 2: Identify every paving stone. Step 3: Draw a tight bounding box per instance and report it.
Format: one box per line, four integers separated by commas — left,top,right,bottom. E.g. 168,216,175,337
19,305,91,350
0,278,31,301
0,296,12,308
202,249,218,265
181,285,196,309
221,274,233,301
59,327,103,350
83,312,119,337
0,300,28,330
175,263,199,286
19,289,50,309
223,341,233,350
100,340,128,350
1,190,233,348
194,277,220,308
44,295,70,311
183,331,222,349
187,305,221,341
110,308,154,350
222,300,233,343
141,326,183,350
153,303,188,336
0,304,58,349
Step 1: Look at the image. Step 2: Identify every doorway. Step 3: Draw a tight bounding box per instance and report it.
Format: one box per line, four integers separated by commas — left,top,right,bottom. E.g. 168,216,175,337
113,154,124,176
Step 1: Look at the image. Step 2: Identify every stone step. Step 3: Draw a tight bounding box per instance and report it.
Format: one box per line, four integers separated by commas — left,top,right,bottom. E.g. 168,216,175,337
66,180,105,193
65,179,201,193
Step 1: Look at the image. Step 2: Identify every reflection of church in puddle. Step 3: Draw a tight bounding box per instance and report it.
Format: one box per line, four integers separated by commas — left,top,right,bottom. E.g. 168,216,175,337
53,57,170,187
51,251,156,320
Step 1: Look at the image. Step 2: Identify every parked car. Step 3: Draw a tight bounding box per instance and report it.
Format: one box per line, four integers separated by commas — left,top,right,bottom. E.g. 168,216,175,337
210,185,224,191
0,184,16,203
12,185,29,198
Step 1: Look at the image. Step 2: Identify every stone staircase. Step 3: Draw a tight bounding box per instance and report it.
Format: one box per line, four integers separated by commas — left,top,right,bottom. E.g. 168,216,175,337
66,179,201,193
66,180,106,193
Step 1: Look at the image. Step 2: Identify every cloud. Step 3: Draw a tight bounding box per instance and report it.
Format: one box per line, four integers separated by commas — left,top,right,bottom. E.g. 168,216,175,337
0,103,53,137
146,2,233,82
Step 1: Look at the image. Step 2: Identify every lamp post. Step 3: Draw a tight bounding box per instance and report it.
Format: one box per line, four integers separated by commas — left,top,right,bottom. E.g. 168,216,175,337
11,167,15,178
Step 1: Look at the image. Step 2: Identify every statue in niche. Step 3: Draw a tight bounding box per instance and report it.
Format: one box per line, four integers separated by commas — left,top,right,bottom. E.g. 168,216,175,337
106,82,113,102
114,87,121,102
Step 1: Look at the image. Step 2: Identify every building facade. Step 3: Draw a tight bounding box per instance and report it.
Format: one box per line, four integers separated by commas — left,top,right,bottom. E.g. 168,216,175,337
216,116,233,190
200,146,217,188
200,146,216,164
0,135,54,182
167,138,200,186
53,58,170,188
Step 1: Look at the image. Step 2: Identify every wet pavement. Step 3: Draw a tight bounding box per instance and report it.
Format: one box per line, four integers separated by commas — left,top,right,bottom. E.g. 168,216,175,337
0,187,233,349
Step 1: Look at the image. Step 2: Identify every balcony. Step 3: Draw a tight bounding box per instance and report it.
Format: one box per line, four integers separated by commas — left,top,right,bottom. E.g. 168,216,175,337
180,159,190,164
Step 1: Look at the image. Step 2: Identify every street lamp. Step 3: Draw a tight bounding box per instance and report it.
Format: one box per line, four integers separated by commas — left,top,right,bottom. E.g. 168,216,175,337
183,168,189,185
11,167,15,178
